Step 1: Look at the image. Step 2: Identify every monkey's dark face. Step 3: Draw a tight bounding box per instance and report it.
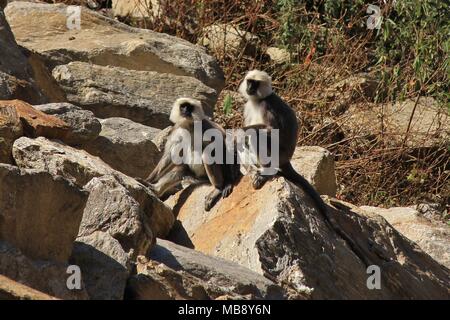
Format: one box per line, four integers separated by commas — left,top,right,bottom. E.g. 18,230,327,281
180,102,194,118
246,79,260,96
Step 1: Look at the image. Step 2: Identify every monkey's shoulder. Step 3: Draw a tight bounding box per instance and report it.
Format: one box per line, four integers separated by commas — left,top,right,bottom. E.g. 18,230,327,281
201,118,225,135
258,94,298,136
263,94,291,113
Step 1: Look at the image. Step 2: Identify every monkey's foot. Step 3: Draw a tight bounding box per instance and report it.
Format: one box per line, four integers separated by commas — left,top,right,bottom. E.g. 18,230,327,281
222,184,233,198
251,173,269,189
204,188,222,212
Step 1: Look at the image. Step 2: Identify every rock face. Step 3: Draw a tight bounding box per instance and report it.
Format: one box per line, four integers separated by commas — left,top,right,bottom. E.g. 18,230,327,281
167,176,450,299
52,62,217,128
84,118,161,179
34,103,101,146
0,240,89,300
79,175,155,260
0,100,69,139
151,126,172,152
112,0,160,20
126,239,290,300
5,1,224,91
0,164,88,263
70,232,130,300
0,10,46,103
0,104,23,164
12,136,175,237
291,146,337,196
21,47,68,103
0,274,57,300
360,205,450,269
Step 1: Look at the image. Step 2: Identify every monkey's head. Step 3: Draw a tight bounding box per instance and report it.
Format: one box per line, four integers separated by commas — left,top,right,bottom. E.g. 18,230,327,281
170,98,206,123
239,70,273,100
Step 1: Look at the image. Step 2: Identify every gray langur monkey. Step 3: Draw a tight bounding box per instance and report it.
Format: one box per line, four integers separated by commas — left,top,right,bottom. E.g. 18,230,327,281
145,98,239,211
238,70,370,265
238,69,328,212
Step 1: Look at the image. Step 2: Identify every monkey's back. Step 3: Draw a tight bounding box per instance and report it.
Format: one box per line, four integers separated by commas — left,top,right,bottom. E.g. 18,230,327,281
263,93,299,161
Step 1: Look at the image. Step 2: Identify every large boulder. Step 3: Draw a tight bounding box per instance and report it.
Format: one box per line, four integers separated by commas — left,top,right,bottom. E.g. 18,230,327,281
0,10,46,103
0,100,69,140
266,47,290,64
360,205,450,269
84,117,161,179
198,23,259,57
52,62,217,128
0,104,22,164
166,176,450,299
112,0,160,21
126,239,291,300
20,47,67,103
0,164,88,263
12,136,175,242
0,274,57,300
323,73,379,114
0,240,89,300
34,103,101,146
291,146,337,197
5,1,224,91
70,231,130,300
79,175,155,260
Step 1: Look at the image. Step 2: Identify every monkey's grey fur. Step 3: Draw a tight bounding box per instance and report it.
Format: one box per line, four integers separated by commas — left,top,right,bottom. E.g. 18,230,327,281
146,98,239,211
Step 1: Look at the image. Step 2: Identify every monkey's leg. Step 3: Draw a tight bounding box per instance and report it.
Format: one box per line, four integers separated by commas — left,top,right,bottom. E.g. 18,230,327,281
150,165,189,198
244,126,275,190
146,152,175,183
202,154,230,211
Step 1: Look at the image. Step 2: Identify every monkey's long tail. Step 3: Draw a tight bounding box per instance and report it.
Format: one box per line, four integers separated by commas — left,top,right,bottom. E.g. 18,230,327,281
279,162,329,216
278,162,370,266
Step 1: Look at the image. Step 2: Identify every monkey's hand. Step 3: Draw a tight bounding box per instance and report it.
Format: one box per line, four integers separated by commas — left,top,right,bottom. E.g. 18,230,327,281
251,172,270,189
204,188,222,212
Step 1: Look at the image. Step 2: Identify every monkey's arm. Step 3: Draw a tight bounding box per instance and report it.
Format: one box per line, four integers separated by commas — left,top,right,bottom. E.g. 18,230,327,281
146,152,175,183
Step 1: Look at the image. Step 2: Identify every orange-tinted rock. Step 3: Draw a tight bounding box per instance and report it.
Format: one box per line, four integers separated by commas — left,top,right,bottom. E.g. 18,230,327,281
166,176,450,299
0,100,69,139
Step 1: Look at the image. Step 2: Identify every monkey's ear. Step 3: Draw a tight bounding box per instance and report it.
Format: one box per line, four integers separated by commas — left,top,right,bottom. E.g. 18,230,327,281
238,78,250,99
170,101,183,123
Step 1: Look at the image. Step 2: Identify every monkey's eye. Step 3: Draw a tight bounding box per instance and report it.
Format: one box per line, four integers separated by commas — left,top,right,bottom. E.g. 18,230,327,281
180,103,194,116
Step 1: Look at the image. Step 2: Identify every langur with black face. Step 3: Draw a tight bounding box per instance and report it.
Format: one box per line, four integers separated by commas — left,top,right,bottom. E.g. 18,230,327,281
146,98,239,211
238,70,330,211
237,70,370,263
238,71,304,185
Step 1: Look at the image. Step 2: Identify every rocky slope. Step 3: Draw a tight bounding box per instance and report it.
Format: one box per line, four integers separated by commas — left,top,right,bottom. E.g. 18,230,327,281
0,1,448,300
